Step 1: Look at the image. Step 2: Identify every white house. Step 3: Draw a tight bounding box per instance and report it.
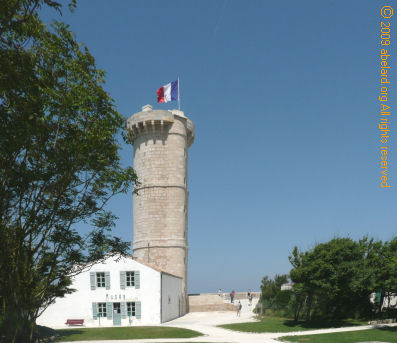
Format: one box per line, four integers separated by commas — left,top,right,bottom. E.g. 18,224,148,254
37,255,183,327
280,283,294,291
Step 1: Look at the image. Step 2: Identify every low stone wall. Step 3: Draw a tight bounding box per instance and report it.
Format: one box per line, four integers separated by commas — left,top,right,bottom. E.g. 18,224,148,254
222,291,261,301
188,294,236,312
368,318,396,325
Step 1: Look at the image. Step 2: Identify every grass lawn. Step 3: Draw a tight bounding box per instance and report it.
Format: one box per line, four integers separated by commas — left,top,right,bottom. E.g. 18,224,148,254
218,316,366,333
278,326,397,343
39,326,202,342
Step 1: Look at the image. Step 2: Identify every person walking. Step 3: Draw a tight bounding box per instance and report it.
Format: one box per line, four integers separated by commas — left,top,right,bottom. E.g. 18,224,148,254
230,291,234,304
237,301,242,317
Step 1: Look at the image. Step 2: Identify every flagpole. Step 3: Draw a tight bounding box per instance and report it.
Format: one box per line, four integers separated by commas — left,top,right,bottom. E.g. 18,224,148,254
178,77,181,110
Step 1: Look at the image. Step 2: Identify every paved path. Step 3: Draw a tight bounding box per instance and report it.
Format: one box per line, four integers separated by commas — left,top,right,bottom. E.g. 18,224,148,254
163,300,397,343
60,299,397,343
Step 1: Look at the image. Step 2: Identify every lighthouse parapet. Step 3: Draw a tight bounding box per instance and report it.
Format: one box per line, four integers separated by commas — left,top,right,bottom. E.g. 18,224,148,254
127,105,194,147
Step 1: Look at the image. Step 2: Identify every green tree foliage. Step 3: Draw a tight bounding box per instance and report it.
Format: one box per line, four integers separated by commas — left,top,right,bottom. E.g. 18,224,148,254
0,1,137,342
288,237,397,321
257,274,291,315
369,237,397,313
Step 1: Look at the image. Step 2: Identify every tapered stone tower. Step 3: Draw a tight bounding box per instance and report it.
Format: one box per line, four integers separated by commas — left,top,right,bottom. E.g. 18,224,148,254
126,105,194,313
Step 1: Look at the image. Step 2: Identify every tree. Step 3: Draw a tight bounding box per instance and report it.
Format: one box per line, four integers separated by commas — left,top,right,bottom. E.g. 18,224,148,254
369,237,397,315
383,238,397,310
259,274,289,313
289,238,378,321
288,246,316,321
0,1,137,342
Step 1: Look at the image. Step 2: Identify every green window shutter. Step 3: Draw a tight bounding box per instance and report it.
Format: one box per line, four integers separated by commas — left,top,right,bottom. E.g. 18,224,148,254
105,271,110,290
90,272,96,290
121,302,127,319
92,302,97,319
106,302,113,319
120,271,126,289
376,292,382,304
135,271,140,289
135,301,141,319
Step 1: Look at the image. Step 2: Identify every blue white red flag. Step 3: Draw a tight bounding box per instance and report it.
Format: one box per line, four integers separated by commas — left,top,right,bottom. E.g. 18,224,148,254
157,80,178,103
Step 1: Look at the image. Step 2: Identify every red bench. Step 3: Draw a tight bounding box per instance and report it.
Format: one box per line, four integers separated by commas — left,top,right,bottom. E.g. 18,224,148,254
65,319,84,326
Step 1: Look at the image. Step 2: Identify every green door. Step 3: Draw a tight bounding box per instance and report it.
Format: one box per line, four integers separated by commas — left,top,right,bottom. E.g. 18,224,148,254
113,303,121,326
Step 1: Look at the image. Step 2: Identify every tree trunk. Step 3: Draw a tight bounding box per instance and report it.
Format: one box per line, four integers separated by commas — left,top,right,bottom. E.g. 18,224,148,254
306,294,313,321
2,306,37,343
12,320,36,343
294,297,304,321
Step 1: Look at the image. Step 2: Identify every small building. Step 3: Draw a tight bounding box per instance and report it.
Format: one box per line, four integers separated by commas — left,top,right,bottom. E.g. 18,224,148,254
37,255,183,327
370,292,397,310
280,283,294,291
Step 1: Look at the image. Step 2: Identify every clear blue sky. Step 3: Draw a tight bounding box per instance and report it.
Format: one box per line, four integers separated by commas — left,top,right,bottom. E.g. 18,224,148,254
42,0,395,293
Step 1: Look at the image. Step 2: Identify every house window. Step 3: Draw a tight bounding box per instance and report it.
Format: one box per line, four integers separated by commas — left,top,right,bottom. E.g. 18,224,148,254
126,271,135,287
96,272,105,287
98,303,106,317
127,302,135,316
113,302,121,314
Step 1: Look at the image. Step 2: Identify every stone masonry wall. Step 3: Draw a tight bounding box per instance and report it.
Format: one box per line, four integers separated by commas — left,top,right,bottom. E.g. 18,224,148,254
127,107,194,312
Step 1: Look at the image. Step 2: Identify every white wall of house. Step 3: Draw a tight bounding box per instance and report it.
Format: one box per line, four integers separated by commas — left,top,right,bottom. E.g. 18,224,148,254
280,283,294,291
161,273,182,323
37,256,182,328
370,292,397,309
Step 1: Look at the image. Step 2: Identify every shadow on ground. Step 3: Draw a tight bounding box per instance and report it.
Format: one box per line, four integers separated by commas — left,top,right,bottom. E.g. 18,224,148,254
375,326,397,332
38,326,82,342
281,319,363,329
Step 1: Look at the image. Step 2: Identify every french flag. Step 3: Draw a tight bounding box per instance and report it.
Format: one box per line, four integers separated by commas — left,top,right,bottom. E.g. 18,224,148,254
157,80,178,103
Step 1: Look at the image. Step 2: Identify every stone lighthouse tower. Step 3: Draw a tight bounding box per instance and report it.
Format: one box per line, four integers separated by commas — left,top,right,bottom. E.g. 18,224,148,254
126,105,194,312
